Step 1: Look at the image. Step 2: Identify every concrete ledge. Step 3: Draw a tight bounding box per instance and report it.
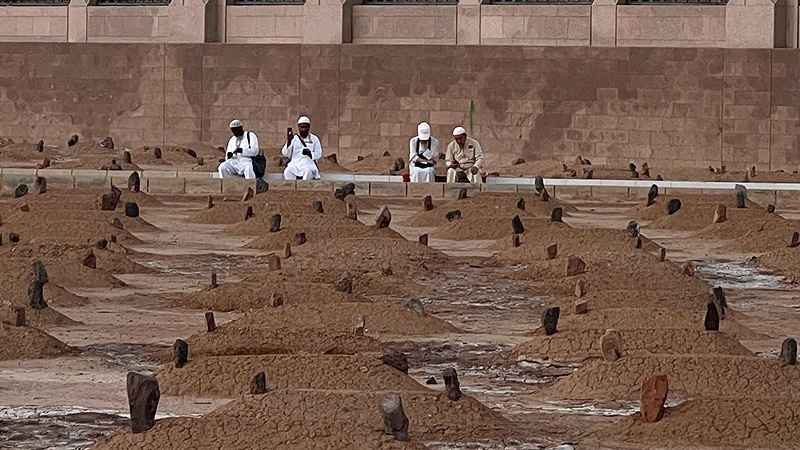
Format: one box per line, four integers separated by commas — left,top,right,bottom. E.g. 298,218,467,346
222,178,256,195
267,180,297,191
2,168,38,176
407,182,445,198
295,180,335,192
185,178,221,195
42,175,76,190
1,174,37,194
178,171,215,179
352,182,370,196
110,171,138,188
445,183,479,198
147,177,186,194
480,184,518,194
141,170,178,178
370,182,407,197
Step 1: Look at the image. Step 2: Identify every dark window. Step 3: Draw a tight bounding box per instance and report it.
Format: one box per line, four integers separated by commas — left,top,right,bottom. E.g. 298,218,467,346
362,0,457,4
229,0,304,4
625,0,727,4
95,0,171,5
0,0,70,5
491,0,591,3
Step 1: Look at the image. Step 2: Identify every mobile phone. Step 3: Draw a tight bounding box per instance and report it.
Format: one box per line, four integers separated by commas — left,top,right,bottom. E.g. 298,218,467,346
288,127,293,133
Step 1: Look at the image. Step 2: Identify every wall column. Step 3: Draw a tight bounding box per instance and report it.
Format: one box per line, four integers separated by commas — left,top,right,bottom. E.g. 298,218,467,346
303,0,359,43
726,0,776,48
67,0,89,42
457,0,482,45
591,0,617,46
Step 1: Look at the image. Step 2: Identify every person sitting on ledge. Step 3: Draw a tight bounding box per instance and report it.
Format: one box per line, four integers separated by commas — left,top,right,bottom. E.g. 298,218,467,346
446,126,484,184
408,122,438,183
282,116,322,181
218,119,260,180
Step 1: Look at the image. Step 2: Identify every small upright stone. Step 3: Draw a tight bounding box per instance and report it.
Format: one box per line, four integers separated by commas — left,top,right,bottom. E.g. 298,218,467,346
379,352,409,373
512,215,525,234
627,220,639,238
36,140,44,152
124,202,139,218
445,210,462,221
153,147,162,159
205,312,216,332
565,256,586,277
101,137,114,149
713,204,727,224
750,166,757,178
546,243,558,260
541,306,560,336
682,262,694,276
457,188,468,200
68,134,79,147
551,207,563,222
334,182,356,201
666,199,682,215
186,149,197,159
352,315,365,336
29,260,48,310
790,232,800,248
641,163,651,178
423,195,434,211
256,179,269,194
270,292,283,307
95,239,108,250
704,301,720,331
511,234,521,248
127,171,141,193
14,185,28,198
375,207,392,229
574,300,588,315
406,298,425,316
312,200,324,214
640,374,669,423
14,306,25,326
250,372,267,395
516,197,525,210
418,234,428,246
658,248,666,262
635,237,643,249
173,339,189,368
123,151,132,164
780,338,797,365
268,254,281,271
534,175,545,194
735,184,747,208
574,279,585,298
381,263,393,276
767,204,776,214
336,272,353,293
112,218,124,230
242,186,254,203
244,206,254,221
443,368,462,401
210,267,218,288
346,202,358,220
34,177,46,195
9,233,20,243
539,189,550,202
294,232,307,245
585,169,594,179
82,250,97,269
380,394,410,442
269,214,282,233
283,242,292,259
126,372,160,433
646,185,658,207
600,329,623,361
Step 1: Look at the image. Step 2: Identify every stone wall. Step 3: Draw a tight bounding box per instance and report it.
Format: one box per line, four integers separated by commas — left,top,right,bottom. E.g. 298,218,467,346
1,43,800,171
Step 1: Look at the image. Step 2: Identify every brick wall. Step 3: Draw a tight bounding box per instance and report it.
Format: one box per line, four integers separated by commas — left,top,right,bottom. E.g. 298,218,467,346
480,5,591,46
0,43,799,172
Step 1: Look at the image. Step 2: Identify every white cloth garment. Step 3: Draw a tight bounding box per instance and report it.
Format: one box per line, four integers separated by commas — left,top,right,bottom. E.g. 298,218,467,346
408,136,438,183
282,133,322,180
218,131,259,180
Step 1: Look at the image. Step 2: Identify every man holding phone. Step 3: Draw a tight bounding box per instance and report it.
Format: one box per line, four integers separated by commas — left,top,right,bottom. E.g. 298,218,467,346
217,119,260,179
281,116,323,181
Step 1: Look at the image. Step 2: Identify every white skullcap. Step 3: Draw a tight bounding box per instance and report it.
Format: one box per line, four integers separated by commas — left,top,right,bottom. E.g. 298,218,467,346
297,116,311,125
229,119,243,128
417,122,431,141
452,126,467,136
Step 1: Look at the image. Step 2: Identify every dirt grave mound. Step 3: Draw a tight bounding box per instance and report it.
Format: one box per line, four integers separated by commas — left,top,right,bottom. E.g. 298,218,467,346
754,248,800,278
94,390,521,450
697,216,800,254
551,289,711,312
511,329,752,363
188,202,255,225
157,354,428,397
633,194,742,222
184,327,383,359
216,302,458,337
601,398,800,449
644,200,768,231
0,305,81,327
0,324,78,360
171,281,363,312
343,151,405,174
547,354,799,401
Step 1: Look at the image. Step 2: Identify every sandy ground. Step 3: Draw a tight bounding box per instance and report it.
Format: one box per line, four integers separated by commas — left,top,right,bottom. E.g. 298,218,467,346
1,168,800,450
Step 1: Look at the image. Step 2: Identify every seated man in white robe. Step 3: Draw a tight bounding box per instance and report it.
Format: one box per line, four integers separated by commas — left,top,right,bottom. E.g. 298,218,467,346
217,119,260,179
282,116,322,181
446,126,485,183
408,122,438,183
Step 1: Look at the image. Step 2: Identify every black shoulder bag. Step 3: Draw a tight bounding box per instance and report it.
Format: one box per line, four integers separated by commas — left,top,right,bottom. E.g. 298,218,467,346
248,132,267,179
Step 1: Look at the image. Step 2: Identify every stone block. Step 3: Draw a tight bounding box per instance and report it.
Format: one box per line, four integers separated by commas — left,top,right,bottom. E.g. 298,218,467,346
268,180,297,191
352,181,370,196
39,174,75,190
406,182,445,198
185,178,222,195
370,182,407,197
221,178,257,194
140,170,178,178
444,183,479,199
295,180,335,192
480,184,518,194
2,174,38,194
147,177,186,195
74,173,109,189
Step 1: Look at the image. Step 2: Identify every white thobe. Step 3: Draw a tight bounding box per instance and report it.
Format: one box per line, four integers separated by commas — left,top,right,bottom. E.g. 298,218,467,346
282,133,322,180
408,136,438,183
218,131,260,180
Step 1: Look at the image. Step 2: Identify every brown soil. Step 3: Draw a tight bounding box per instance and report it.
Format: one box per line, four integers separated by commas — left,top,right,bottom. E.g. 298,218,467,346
642,199,768,231
342,151,405,174
0,324,78,360
205,302,459,337
0,305,81,327
511,329,752,363
157,354,427,397
697,216,800,254
188,202,254,224
547,354,797,400
184,328,384,358
93,390,520,450
601,398,800,449
241,223,403,250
